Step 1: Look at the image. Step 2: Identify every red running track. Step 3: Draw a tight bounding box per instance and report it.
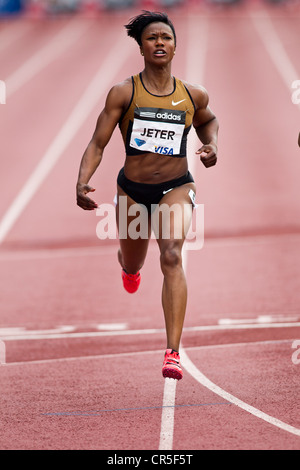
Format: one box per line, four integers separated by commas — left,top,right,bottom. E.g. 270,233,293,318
0,2,300,452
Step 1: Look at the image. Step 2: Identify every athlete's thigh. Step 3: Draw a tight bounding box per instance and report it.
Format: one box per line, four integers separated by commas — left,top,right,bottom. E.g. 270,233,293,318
153,182,196,245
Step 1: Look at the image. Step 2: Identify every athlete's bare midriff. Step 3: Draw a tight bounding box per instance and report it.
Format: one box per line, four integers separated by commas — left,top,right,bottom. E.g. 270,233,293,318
123,153,189,183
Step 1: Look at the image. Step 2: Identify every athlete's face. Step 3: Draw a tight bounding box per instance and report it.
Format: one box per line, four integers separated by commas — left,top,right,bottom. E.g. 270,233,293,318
140,22,176,64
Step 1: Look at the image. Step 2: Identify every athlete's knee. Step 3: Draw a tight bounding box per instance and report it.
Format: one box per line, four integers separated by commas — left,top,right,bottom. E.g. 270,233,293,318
160,242,182,273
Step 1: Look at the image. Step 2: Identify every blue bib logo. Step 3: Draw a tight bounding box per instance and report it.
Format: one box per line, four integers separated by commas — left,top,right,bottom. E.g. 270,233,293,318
134,138,146,147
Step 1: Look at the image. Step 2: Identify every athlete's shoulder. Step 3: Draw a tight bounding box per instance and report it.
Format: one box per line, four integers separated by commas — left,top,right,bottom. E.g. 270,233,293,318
108,77,133,99
105,77,134,111
180,80,209,110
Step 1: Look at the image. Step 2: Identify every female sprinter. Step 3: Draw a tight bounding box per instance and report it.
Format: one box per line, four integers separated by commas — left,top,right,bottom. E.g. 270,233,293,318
76,11,219,380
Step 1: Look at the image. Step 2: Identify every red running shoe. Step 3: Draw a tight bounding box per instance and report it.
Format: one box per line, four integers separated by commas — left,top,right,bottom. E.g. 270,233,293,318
162,349,183,380
122,269,141,294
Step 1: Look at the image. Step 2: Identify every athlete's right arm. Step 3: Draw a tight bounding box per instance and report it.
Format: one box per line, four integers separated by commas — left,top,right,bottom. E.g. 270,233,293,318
76,80,131,210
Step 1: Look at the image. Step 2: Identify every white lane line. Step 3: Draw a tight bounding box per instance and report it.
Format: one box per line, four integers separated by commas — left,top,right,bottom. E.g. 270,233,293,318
180,346,300,437
219,314,300,325
158,13,209,451
0,31,134,245
1,321,299,341
251,9,300,98
159,378,177,450
5,19,89,98
2,338,296,366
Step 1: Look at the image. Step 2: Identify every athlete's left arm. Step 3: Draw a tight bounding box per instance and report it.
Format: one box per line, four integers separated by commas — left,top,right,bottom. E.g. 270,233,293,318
190,85,219,168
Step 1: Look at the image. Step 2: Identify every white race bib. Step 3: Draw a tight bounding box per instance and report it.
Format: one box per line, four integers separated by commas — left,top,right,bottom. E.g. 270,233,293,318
130,107,186,156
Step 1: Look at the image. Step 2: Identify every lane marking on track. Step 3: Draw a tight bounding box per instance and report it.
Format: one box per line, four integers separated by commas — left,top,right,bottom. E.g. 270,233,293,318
159,378,177,450
0,30,134,245
251,9,300,102
3,339,297,367
158,12,209,451
219,314,300,325
180,346,300,438
5,339,300,435
5,19,90,98
0,323,128,339
0,321,300,341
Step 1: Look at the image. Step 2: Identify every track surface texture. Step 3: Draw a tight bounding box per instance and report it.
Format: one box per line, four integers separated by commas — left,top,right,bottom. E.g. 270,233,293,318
0,1,300,452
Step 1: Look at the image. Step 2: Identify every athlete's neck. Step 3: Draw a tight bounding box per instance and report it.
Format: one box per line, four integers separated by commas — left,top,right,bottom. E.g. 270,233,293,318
141,68,174,96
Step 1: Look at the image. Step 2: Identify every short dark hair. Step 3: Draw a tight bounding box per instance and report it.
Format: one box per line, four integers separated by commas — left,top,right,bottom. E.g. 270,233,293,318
124,11,176,47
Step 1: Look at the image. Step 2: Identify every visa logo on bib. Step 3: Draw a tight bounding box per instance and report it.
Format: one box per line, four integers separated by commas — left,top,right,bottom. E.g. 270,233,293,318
154,146,174,155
